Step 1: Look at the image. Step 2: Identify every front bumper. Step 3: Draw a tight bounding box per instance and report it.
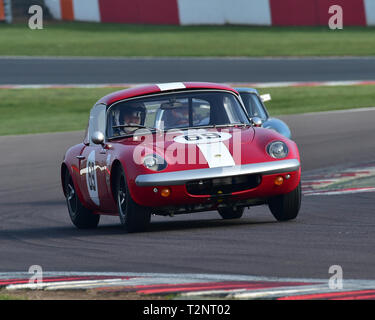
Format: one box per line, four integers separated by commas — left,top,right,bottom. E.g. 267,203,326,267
135,159,300,187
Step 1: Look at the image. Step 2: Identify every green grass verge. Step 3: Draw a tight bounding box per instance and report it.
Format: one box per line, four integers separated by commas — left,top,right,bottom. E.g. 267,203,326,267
1,22,375,57
0,85,374,136
0,293,25,300
0,87,116,136
260,85,375,115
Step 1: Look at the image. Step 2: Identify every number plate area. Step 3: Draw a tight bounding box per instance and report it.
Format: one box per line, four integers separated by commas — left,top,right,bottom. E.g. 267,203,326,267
186,174,262,196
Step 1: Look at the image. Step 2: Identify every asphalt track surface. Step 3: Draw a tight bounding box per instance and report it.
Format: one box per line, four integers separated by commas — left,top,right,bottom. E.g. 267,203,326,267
1,108,375,279
1,57,375,84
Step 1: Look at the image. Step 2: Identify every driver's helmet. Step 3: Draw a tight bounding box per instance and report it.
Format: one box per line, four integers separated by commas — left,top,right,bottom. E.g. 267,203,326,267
120,101,146,125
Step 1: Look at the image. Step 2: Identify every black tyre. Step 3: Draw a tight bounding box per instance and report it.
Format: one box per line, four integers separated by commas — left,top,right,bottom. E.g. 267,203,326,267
64,171,100,229
268,182,301,221
115,166,151,232
218,206,244,219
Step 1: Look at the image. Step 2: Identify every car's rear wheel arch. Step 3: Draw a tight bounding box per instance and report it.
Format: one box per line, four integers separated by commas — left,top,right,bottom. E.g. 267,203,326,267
61,162,83,203
63,167,100,229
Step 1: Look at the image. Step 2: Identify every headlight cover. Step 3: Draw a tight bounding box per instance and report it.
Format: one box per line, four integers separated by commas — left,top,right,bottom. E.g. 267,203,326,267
143,154,167,171
267,141,289,159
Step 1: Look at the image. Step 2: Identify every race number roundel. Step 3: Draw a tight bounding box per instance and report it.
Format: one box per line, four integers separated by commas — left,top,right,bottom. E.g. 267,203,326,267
174,130,232,144
86,150,99,206
173,129,235,168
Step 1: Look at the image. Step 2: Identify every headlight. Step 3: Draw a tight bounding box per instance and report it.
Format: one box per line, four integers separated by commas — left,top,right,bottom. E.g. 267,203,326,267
267,141,289,159
143,154,167,171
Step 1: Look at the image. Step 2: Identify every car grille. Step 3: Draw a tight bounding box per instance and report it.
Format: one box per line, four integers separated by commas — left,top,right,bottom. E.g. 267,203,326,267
186,174,262,196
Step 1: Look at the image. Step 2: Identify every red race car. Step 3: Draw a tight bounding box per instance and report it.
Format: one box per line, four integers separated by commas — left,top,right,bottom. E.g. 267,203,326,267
61,82,301,232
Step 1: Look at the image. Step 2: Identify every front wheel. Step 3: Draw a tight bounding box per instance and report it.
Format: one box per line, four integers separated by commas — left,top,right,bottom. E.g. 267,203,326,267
64,171,100,229
218,207,244,219
268,182,301,221
115,166,151,232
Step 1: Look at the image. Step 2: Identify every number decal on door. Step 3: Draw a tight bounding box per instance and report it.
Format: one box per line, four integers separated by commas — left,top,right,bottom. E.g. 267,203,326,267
87,160,96,191
86,150,100,206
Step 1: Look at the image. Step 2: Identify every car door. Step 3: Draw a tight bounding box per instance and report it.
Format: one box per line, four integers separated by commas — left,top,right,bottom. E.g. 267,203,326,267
78,104,109,210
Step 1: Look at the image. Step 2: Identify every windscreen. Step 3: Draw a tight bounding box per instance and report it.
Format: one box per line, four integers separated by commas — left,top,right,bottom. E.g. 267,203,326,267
107,91,249,138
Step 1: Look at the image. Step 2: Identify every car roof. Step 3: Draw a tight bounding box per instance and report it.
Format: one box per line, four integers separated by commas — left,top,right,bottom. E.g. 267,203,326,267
235,87,259,95
97,82,239,106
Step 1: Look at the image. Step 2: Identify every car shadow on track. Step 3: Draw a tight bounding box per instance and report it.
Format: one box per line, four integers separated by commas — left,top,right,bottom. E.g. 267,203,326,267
0,200,65,207
0,218,281,241
145,217,278,233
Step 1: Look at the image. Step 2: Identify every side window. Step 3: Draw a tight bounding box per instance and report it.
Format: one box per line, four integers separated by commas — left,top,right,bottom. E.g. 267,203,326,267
240,93,268,120
88,104,106,145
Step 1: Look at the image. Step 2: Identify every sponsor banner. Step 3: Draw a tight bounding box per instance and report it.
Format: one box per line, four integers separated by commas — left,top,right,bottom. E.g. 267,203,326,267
45,0,375,26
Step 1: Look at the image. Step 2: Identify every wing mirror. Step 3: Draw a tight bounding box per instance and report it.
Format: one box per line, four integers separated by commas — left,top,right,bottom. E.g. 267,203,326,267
251,117,263,127
91,131,105,145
